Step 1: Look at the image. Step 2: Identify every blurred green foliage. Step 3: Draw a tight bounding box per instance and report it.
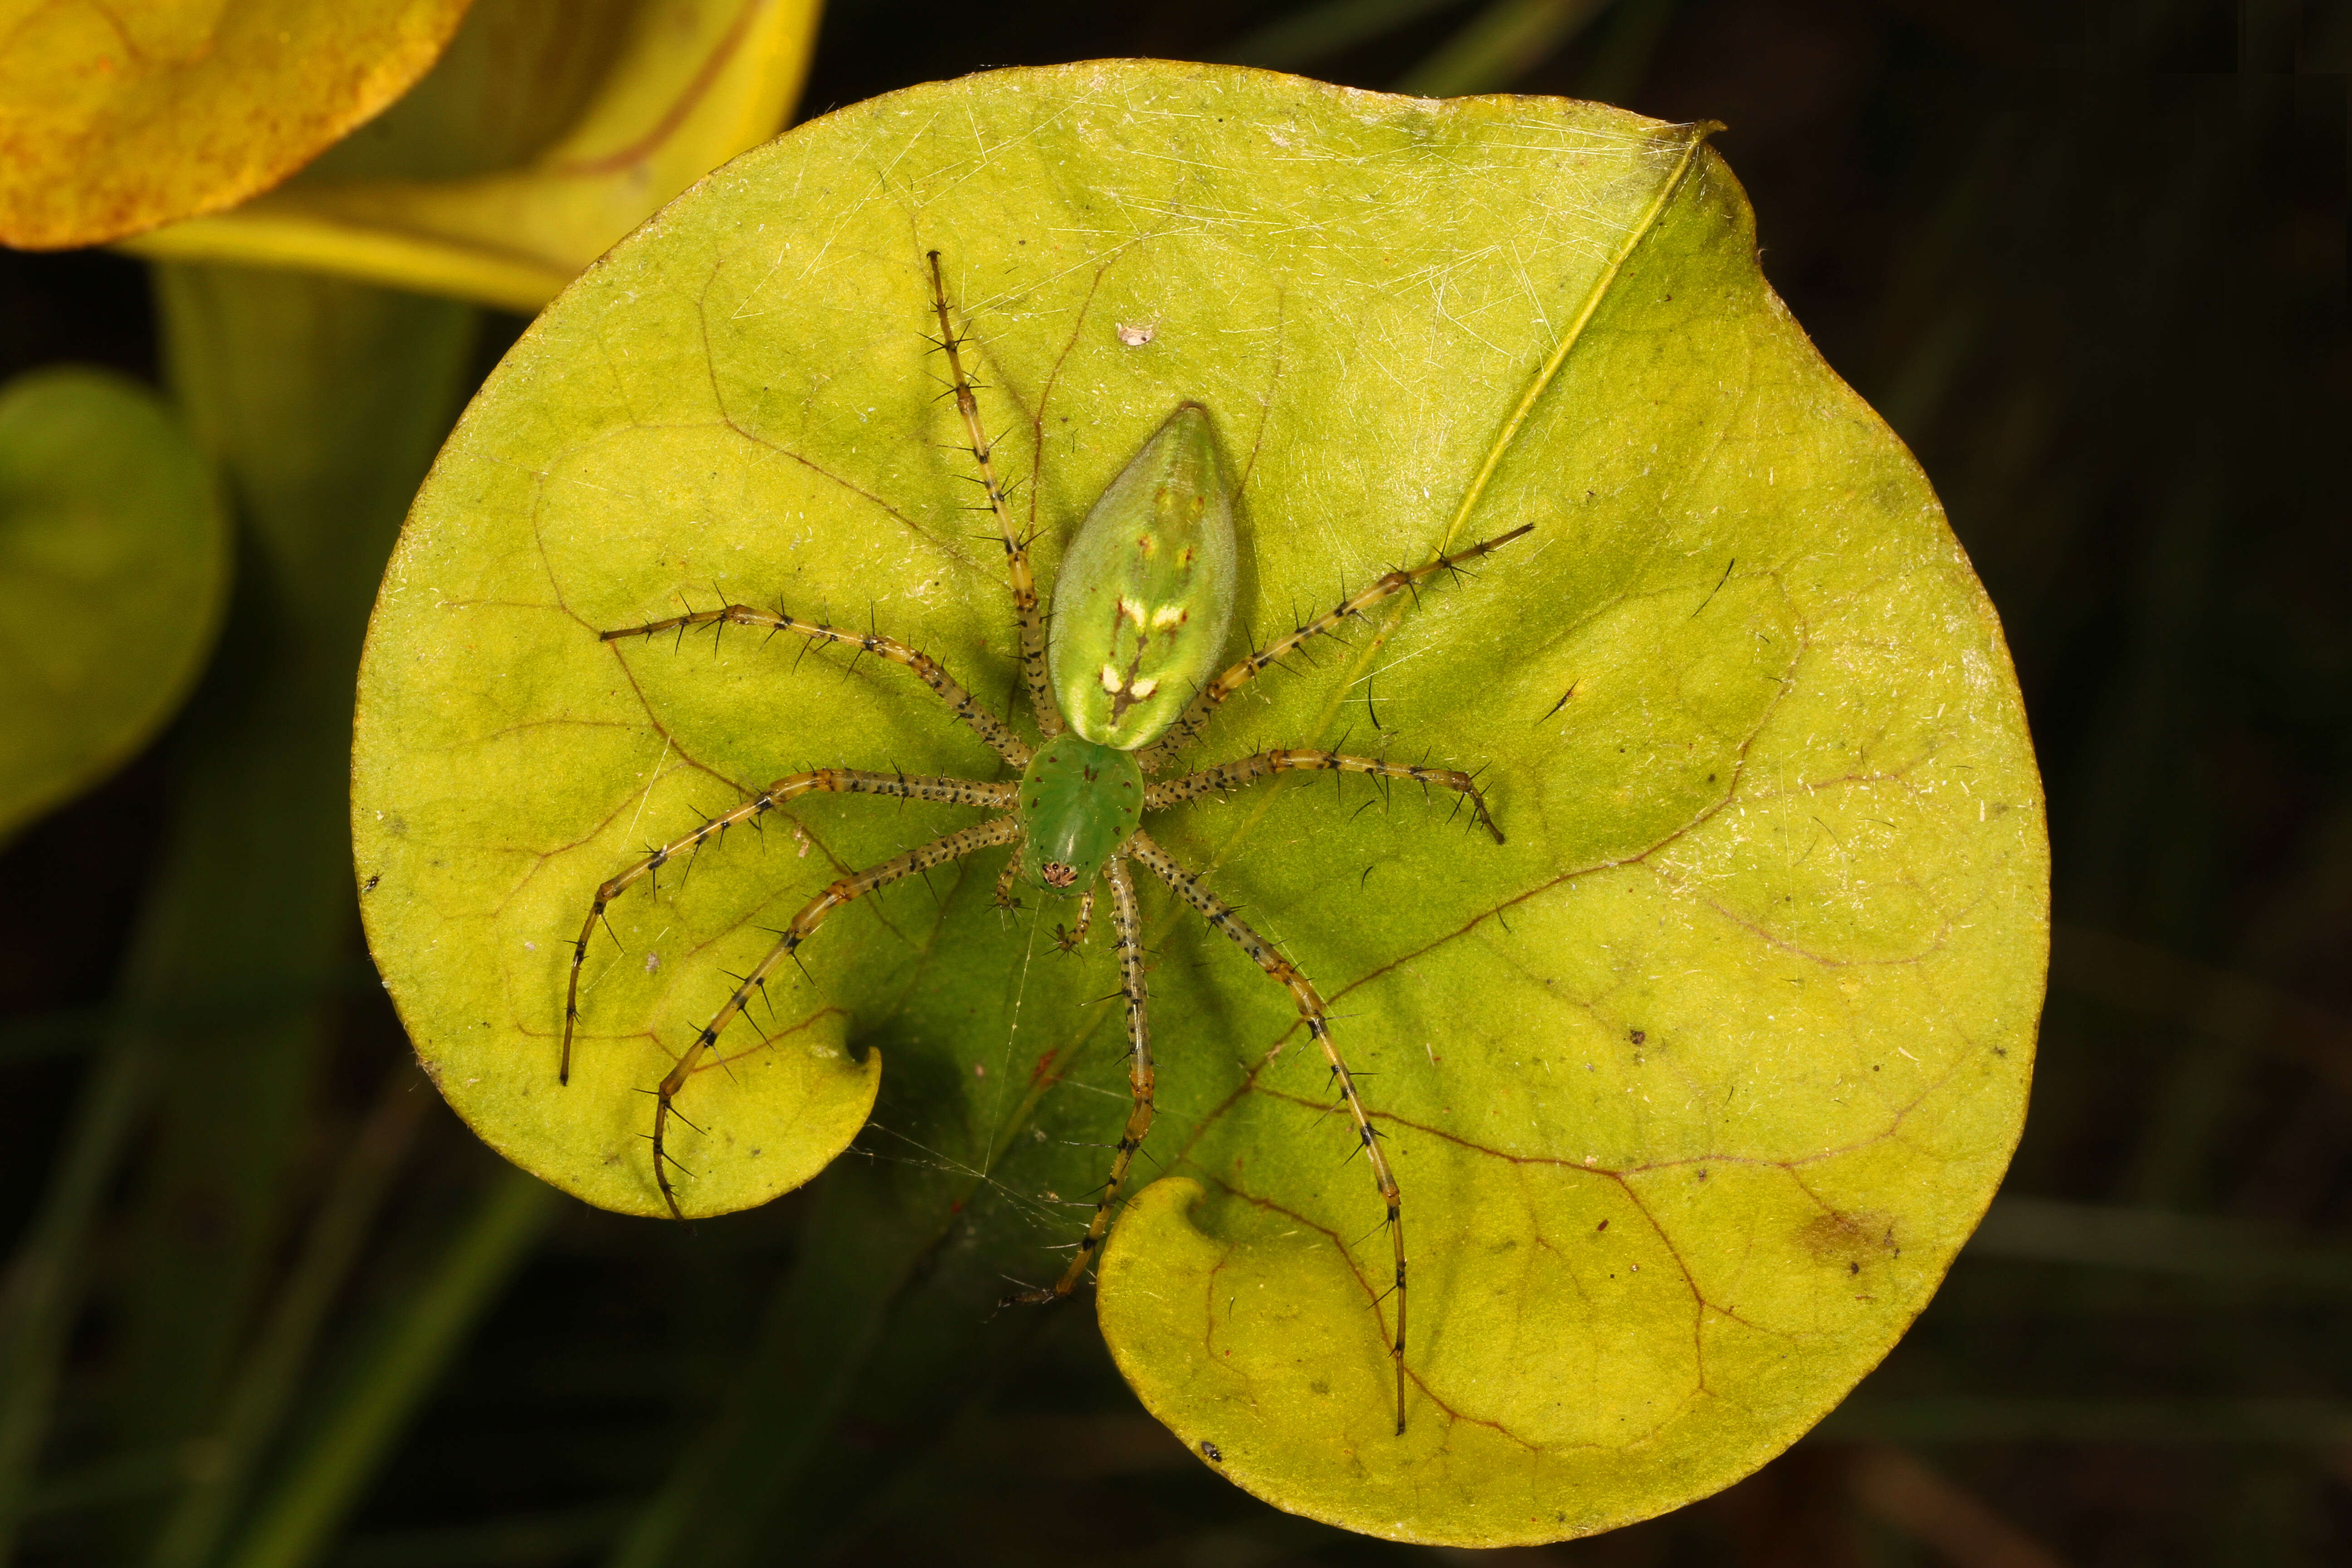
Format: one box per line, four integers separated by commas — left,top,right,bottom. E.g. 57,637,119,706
1,1,2346,1565
0,368,227,843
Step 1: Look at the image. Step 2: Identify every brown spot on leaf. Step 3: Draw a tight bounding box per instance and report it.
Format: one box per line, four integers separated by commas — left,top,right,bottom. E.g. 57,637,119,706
1796,1209,1896,1270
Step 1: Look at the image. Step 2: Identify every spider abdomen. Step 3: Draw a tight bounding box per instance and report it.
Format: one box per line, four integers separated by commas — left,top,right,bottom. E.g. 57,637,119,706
1047,402,1236,750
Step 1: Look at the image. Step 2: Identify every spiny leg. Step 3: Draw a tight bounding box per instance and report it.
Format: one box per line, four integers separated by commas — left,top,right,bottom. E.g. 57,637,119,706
562,769,1015,1082
602,605,1031,768
1124,829,1410,1436
1138,523,1536,772
1054,884,1095,953
649,815,1024,1219
926,250,1062,737
1010,855,1150,1304
1146,748,1504,844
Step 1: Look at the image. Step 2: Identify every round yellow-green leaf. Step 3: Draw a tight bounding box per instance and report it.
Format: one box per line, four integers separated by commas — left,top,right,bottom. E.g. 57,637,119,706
352,61,2046,1544
0,0,471,249
0,367,227,838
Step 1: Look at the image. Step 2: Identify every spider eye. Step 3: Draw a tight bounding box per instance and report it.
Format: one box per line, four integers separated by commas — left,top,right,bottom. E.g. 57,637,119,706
1041,862,1078,888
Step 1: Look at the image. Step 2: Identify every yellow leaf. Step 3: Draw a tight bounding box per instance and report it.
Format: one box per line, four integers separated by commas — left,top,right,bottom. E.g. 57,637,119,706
354,61,2047,1540
0,0,472,249
119,0,823,310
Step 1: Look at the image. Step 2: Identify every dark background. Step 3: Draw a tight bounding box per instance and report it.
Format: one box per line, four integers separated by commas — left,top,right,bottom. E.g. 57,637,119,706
4,0,2347,1563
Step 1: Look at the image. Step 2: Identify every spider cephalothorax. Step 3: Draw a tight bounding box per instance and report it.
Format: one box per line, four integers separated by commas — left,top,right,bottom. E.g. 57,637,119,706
1014,732,1143,895
558,251,1528,1435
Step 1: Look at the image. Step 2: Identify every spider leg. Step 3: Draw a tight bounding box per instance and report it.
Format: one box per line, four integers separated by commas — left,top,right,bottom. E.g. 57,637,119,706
1009,856,1150,1304
1138,523,1535,773
1124,829,1411,1437
561,769,1014,1083
1054,884,1096,953
1146,748,1504,844
926,250,1063,737
599,606,1032,768
648,814,1024,1220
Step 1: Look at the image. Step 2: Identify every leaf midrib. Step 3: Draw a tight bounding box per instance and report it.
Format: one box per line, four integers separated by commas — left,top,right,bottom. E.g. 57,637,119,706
1196,122,1720,879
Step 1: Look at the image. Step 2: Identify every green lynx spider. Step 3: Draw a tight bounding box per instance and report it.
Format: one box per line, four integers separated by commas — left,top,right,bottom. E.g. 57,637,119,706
559,252,1529,1434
